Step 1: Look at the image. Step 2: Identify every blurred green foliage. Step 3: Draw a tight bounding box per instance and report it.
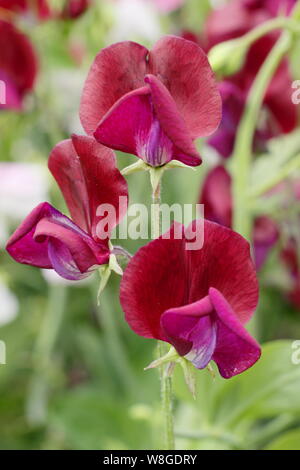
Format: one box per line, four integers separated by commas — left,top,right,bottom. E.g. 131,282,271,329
1,0,300,450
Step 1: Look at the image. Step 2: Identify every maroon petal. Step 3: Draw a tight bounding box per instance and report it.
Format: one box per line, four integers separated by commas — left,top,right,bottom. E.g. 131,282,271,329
265,60,298,133
150,36,222,139
120,223,187,340
94,82,201,167
80,41,148,135
6,202,109,280
161,296,217,366
145,74,201,166
253,216,279,270
0,20,37,98
62,0,90,19
208,82,245,158
121,220,259,342
161,288,260,376
209,288,261,378
199,165,232,228
48,135,128,241
94,86,153,159
187,220,259,325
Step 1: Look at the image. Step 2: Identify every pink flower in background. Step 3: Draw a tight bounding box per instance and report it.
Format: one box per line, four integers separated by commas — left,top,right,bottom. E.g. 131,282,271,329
120,220,261,378
281,240,300,309
0,20,37,110
199,165,279,270
207,81,275,158
205,0,298,157
6,135,128,280
80,36,221,167
62,0,90,19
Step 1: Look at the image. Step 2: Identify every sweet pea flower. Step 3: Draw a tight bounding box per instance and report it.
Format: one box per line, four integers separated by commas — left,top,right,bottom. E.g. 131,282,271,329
0,20,37,110
120,220,261,378
205,0,297,156
6,135,128,280
199,165,279,270
80,36,221,167
207,81,274,158
62,0,90,19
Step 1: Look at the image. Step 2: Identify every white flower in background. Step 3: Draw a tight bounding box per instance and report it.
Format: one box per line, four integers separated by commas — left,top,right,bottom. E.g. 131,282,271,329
109,0,161,43
0,281,18,326
48,69,86,134
0,163,48,247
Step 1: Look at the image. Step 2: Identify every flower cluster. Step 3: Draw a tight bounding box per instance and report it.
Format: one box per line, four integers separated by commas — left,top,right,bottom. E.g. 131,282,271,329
205,0,298,157
6,34,262,380
0,0,91,110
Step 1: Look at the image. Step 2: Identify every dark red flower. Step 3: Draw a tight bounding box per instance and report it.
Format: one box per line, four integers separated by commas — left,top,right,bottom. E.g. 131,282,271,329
0,20,38,110
80,36,221,167
120,220,261,378
6,135,128,280
205,0,298,156
62,0,90,19
281,240,300,309
199,165,278,270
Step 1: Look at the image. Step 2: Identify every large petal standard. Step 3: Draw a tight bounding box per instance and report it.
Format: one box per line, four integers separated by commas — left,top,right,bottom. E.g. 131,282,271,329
120,220,261,378
0,20,37,110
6,135,128,280
80,36,222,167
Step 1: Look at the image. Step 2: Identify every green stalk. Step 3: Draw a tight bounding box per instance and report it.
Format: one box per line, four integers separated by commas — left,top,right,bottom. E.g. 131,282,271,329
26,284,67,425
250,154,300,199
231,30,292,240
151,176,175,450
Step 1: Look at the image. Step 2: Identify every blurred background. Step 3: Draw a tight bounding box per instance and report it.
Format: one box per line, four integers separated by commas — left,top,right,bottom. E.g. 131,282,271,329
1,0,300,450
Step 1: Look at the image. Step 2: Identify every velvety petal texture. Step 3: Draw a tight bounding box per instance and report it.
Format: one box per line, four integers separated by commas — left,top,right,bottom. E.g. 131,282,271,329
81,35,221,166
48,135,128,241
6,202,109,280
200,165,232,227
120,220,260,378
7,135,128,280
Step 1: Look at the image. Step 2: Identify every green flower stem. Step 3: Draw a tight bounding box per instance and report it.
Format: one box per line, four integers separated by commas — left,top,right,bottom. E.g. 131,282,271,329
26,284,67,425
231,30,293,240
93,278,137,396
242,16,300,48
151,173,175,450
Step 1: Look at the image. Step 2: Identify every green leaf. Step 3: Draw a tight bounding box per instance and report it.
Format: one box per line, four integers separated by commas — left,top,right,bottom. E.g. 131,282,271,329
173,341,300,438
249,129,300,197
265,429,300,450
